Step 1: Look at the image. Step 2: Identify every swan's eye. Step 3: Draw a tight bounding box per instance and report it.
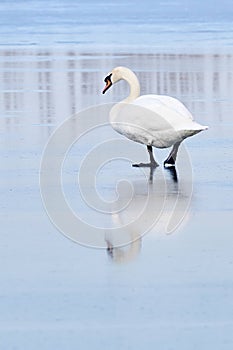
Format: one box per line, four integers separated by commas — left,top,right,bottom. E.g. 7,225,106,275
104,73,112,83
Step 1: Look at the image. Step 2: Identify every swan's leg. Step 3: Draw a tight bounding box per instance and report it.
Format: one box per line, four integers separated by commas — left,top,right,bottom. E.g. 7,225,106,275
147,145,159,166
164,141,181,167
132,145,159,168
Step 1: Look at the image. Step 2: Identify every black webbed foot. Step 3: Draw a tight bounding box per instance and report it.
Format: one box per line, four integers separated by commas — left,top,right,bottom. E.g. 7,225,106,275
132,162,159,168
164,156,175,168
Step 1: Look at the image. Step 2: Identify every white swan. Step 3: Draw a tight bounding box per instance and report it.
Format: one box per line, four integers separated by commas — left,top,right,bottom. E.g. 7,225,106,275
102,66,208,167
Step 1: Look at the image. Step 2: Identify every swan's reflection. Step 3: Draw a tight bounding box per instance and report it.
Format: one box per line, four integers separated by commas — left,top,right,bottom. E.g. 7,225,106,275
106,237,141,263
166,166,178,183
147,164,178,183
105,165,190,263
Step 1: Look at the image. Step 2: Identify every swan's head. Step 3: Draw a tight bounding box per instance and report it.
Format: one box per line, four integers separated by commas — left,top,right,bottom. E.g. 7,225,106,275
102,67,130,94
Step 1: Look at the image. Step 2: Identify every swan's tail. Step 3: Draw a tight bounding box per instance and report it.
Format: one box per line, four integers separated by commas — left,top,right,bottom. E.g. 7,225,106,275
179,122,208,138
196,124,208,131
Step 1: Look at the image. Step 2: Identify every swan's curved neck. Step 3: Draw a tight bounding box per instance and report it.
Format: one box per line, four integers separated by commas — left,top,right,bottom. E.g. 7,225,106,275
110,68,140,124
121,69,140,103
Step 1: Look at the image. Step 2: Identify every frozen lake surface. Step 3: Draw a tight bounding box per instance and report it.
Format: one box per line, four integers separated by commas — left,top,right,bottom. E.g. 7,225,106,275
0,0,233,50
1,49,233,349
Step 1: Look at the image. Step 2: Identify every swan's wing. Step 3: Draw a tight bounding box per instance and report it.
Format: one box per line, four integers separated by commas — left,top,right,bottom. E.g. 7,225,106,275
135,94,194,120
111,101,193,148
111,96,207,148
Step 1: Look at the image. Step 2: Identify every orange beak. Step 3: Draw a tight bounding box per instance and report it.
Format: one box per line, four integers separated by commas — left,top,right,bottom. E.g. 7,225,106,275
102,79,112,94
102,73,113,94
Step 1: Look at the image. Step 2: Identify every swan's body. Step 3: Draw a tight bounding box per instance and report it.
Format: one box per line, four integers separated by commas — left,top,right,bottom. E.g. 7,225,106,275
102,66,208,167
